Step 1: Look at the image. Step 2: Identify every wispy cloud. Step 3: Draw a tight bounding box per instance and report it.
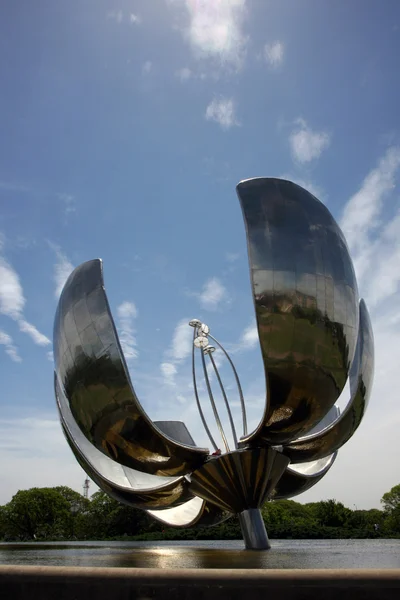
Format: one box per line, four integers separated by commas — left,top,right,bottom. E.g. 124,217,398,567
0,330,21,362
18,320,51,347
194,277,227,311
226,252,240,263
129,13,141,25
0,253,50,349
175,67,192,81
170,0,247,69
240,322,259,349
117,301,138,361
107,10,141,24
0,414,92,505
205,97,239,130
58,193,76,216
318,146,400,508
0,256,25,320
52,246,74,298
142,60,152,74
289,118,331,164
169,318,193,361
340,146,400,304
264,41,284,68
0,180,29,193
160,318,193,386
107,9,123,23
160,361,177,386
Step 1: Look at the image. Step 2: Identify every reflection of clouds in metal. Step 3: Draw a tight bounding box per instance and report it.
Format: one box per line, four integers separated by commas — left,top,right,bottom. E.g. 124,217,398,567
54,178,374,547
283,299,374,464
54,259,208,478
237,178,364,446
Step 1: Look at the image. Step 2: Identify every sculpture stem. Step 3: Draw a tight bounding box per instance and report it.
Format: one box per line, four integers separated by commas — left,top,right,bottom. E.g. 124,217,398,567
238,508,270,550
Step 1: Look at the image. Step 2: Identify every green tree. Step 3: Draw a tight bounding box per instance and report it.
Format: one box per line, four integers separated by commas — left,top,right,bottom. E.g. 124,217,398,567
78,491,149,539
381,484,400,512
2,488,72,540
314,499,351,528
382,484,400,534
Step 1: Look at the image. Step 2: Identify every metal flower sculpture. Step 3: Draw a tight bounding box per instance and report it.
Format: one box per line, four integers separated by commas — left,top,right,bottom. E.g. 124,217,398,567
54,178,374,550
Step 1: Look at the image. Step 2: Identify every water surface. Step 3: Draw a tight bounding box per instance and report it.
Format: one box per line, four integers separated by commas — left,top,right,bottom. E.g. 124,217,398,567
1,539,399,569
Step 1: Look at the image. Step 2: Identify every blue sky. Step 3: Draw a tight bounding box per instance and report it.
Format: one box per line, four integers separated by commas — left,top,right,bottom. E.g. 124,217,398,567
1,0,400,509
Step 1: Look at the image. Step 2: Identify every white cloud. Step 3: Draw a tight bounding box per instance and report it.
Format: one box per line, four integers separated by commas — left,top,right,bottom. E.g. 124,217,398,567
170,318,193,361
0,256,25,319
205,97,239,130
264,41,284,68
289,118,331,163
129,13,141,24
175,67,192,81
198,277,227,310
18,320,50,346
0,415,94,505
107,9,123,23
160,362,177,385
53,247,74,298
0,329,21,362
225,252,240,262
142,60,152,74
0,180,29,193
170,0,247,69
299,146,400,507
58,193,76,215
0,254,50,348
47,351,54,362
240,323,258,349
340,146,400,305
107,10,141,25
117,301,138,361
159,318,193,385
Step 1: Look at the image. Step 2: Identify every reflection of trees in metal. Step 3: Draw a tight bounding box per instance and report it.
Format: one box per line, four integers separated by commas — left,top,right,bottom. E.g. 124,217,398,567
54,178,374,550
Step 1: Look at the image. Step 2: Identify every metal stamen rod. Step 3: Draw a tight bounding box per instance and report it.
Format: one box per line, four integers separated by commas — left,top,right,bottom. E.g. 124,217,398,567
191,328,218,451
208,333,248,437
207,350,239,449
200,347,230,453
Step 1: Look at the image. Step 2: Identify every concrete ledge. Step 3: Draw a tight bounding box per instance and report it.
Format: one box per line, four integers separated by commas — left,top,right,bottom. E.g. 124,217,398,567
1,566,400,599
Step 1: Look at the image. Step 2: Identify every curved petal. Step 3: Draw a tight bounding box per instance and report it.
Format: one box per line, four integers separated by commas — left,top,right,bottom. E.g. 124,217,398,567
273,453,337,500
283,299,374,463
56,374,194,509
237,178,359,445
53,259,208,476
146,496,231,528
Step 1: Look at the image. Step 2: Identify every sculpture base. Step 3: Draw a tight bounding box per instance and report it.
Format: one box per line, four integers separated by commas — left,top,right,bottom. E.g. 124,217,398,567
238,508,270,550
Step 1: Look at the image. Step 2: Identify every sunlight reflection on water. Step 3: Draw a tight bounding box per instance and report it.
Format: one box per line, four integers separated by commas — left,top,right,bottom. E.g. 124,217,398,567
1,539,400,570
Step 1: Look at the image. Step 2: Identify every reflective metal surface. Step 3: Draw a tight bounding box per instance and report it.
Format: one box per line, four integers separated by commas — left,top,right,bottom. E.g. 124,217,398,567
237,177,360,445
189,448,290,513
54,259,208,476
283,300,374,463
55,374,194,509
53,177,374,549
147,496,231,528
238,508,270,550
273,454,337,499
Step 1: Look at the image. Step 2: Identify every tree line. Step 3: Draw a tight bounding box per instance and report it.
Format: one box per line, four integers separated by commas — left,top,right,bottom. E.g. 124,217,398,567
0,484,399,542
